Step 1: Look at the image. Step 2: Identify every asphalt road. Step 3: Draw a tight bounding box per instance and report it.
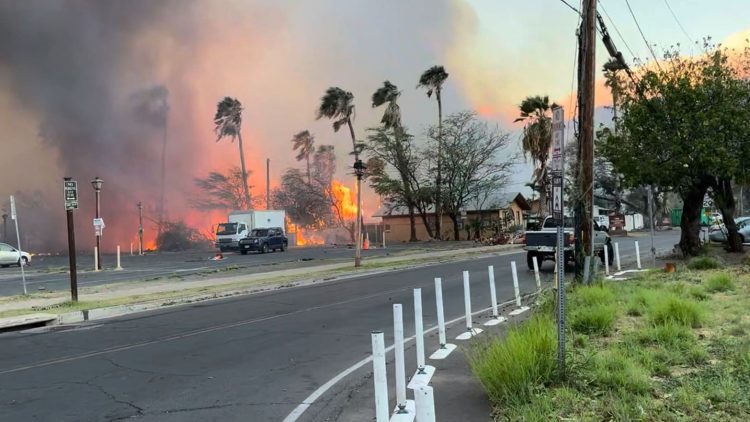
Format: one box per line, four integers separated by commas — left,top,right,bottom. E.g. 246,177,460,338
0,233,679,422
0,242,476,297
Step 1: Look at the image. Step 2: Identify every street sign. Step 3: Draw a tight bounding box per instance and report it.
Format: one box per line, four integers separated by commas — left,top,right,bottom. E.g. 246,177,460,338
551,108,565,172
551,106,566,375
93,218,105,236
64,180,78,210
9,195,16,220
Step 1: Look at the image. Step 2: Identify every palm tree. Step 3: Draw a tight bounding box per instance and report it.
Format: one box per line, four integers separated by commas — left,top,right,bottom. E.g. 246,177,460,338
515,95,558,218
291,130,315,184
372,81,418,242
214,97,251,208
316,87,363,266
418,65,449,240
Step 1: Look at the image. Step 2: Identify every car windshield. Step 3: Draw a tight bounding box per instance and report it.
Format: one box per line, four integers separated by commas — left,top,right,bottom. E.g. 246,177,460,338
543,217,574,229
216,223,238,236
251,229,268,237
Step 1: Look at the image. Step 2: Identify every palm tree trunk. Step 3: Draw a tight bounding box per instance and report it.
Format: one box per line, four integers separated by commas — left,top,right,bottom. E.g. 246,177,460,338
306,155,311,185
435,90,443,240
237,131,252,208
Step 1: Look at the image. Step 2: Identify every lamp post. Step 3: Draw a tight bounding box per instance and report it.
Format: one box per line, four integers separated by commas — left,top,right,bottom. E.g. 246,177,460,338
1,212,7,242
91,176,103,270
353,159,366,267
137,202,144,255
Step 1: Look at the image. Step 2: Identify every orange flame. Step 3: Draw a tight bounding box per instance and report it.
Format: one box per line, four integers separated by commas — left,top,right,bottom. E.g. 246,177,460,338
331,180,358,220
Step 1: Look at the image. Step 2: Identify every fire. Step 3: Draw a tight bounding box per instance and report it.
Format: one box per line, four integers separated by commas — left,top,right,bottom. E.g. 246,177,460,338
331,180,358,220
295,226,326,246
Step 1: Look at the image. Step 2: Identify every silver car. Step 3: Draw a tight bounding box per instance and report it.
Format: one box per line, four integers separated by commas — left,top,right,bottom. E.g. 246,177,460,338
709,216,750,243
0,242,31,268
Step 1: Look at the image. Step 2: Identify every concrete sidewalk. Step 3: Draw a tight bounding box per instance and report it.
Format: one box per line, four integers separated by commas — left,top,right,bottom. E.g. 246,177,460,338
0,243,522,327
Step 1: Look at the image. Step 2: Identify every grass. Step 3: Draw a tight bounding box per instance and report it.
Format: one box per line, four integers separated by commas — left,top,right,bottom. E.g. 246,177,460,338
687,256,721,270
471,266,750,421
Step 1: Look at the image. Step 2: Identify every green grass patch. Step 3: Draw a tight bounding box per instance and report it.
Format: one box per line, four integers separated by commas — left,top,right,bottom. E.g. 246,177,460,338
705,272,735,292
469,315,556,405
571,283,616,306
687,256,720,270
570,304,616,336
588,350,651,395
648,295,704,328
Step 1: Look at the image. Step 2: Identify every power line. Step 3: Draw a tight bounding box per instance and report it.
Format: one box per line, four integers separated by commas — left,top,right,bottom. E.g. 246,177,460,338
558,0,580,14
598,1,636,60
663,0,695,46
624,0,663,69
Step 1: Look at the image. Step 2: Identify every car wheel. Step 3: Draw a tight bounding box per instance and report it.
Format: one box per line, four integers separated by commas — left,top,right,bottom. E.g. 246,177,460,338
280,243,286,252
18,257,29,267
607,243,614,265
240,249,248,255
526,252,536,270
261,243,268,254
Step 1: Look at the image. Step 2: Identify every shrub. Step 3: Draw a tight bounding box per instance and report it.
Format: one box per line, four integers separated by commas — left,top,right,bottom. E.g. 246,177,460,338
470,315,556,405
649,296,704,328
571,304,617,336
590,350,651,395
687,256,720,270
705,273,735,293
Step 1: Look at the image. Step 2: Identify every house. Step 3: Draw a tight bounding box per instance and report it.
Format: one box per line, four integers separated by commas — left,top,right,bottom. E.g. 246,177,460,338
374,193,531,242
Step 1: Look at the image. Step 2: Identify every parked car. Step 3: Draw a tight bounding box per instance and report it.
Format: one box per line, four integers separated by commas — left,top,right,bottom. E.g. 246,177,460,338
0,242,31,268
238,227,288,254
524,216,611,269
709,216,750,243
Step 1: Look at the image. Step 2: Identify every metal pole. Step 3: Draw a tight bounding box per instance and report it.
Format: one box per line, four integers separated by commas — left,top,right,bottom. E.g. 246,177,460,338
614,242,621,271
414,288,426,374
463,270,473,330
604,244,610,276
532,256,541,290
138,202,144,255
488,265,498,318
415,385,436,422
647,185,656,267
66,206,78,302
371,331,389,422
511,261,521,307
116,245,122,270
393,304,407,412
635,240,642,269
355,173,362,267
434,278,447,347
95,189,101,270
10,196,26,295
94,247,99,272
266,158,270,210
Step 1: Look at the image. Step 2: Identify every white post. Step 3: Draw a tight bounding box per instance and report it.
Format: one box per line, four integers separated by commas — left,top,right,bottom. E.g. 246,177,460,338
116,245,122,270
488,265,498,318
415,385,436,422
371,331,389,422
414,289,426,373
509,261,530,316
604,244,610,276
130,242,134,256
635,240,642,269
456,270,482,340
94,247,100,272
430,278,456,359
393,304,407,412
614,242,621,271
382,230,386,249
532,256,541,291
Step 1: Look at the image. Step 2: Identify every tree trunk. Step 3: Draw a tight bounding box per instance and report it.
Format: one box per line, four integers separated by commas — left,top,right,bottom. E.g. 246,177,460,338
415,206,435,239
435,90,443,240
538,178,547,218
714,177,743,252
237,131,252,208
408,204,418,242
306,155,311,185
450,214,460,240
679,181,709,257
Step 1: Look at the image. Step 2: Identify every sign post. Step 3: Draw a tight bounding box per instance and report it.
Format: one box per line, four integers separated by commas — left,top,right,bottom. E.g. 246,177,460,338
551,107,566,376
9,195,26,295
64,178,79,302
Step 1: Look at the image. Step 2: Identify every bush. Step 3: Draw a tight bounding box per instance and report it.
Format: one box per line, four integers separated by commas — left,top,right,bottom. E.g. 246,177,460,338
470,315,556,405
687,256,720,270
705,273,735,293
571,304,617,336
649,296,704,328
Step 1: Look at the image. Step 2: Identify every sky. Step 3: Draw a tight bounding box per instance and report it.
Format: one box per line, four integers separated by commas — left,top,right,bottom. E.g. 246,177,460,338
0,0,748,251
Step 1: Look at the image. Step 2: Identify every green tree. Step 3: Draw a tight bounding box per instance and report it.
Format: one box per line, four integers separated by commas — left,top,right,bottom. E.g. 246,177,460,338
600,45,750,254
291,130,315,184
515,95,557,218
418,65,449,239
192,167,256,210
213,97,251,207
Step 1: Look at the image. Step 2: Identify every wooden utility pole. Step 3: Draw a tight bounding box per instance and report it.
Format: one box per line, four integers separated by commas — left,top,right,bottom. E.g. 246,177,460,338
576,0,597,276
266,158,271,210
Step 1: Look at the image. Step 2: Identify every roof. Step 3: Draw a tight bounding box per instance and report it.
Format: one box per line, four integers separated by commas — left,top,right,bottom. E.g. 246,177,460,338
373,192,530,217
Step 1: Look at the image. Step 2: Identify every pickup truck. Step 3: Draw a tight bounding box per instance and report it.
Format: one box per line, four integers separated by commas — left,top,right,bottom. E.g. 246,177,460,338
238,227,288,254
524,216,612,269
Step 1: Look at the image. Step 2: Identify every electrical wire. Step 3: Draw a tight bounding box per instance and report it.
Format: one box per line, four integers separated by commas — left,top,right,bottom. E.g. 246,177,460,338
598,1,636,60
663,0,695,46
624,0,663,70
558,0,580,15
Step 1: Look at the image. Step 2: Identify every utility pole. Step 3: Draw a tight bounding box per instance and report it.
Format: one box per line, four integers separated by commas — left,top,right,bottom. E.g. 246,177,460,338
137,202,144,255
575,0,597,277
266,158,270,210
63,178,79,302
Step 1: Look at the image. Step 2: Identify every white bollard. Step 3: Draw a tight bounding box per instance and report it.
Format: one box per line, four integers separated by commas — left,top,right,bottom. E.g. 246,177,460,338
116,245,123,270
415,385,436,422
614,242,621,271
635,240,642,269
509,261,530,316
532,256,541,291
371,331,389,422
430,278,456,360
408,289,435,389
130,242,134,256
456,271,483,340
382,230,386,249
604,244,610,276
393,304,408,412
94,247,100,272
484,266,506,326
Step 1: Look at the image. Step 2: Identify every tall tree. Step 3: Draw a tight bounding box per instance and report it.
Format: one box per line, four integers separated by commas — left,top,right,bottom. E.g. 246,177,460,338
192,167,255,210
291,130,315,184
317,87,363,262
515,95,557,218
213,97,251,207
371,81,418,241
418,65,449,239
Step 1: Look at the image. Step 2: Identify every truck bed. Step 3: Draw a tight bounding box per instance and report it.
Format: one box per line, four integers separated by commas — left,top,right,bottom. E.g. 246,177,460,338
525,230,569,248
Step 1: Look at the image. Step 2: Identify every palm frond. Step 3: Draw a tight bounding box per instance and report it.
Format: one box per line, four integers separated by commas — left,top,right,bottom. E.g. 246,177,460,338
214,97,243,142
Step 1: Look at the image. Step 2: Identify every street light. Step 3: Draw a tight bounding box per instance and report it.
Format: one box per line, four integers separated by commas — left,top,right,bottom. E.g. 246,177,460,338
137,201,144,255
91,176,103,270
353,159,367,267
